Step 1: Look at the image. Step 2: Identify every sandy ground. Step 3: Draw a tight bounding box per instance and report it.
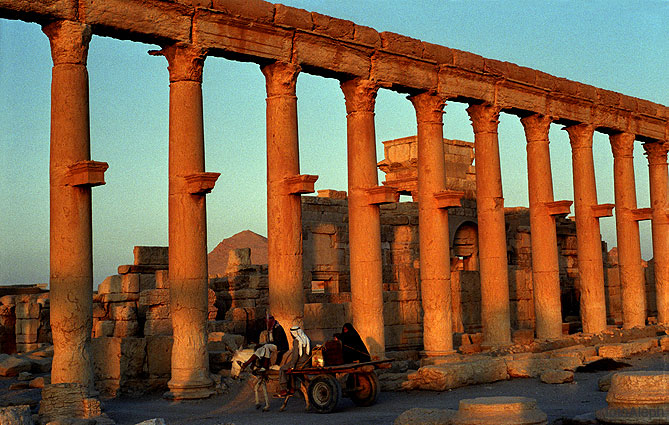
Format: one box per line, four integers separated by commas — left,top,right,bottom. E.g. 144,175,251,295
1,351,667,425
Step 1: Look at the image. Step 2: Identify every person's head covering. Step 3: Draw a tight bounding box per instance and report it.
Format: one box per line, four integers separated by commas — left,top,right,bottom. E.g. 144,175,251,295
255,343,277,359
342,323,354,333
290,325,311,357
266,315,276,331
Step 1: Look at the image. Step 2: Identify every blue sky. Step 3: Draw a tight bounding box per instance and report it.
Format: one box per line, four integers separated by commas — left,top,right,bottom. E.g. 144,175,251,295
1,1,668,286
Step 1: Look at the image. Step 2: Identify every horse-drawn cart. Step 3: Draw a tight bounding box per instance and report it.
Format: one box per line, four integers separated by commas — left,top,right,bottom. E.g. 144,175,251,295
285,359,391,413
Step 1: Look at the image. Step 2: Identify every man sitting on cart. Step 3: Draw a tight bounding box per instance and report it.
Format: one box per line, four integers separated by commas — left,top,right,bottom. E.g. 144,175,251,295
277,325,312,396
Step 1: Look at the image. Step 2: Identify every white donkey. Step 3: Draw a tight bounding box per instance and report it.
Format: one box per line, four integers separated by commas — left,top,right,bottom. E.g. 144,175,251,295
231,346,277,411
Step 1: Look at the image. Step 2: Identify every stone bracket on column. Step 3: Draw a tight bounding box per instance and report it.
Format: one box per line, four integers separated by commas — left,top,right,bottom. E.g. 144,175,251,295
545,200,573,216
65,161,109,187
434,190,464,209
631,208,653,221
365,186,399,205
184,172,220,195
284,174,318,195
592,203,615,218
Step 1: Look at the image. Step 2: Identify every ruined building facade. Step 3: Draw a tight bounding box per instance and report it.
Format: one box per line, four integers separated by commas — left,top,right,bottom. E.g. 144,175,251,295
1,0,668,402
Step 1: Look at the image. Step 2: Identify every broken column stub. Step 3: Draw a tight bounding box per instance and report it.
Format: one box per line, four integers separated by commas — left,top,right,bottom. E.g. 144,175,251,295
596,371,669,424
451,396,548,425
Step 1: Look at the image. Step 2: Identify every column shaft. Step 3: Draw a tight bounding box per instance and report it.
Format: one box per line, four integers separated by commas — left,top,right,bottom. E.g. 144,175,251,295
566,124,607,333
43,20,94,391
520,114,562,339
158,44,214,399
610,133,646,328
341,79,385,358
410,92,454,355
262,62,305,329
467,104,511,346
644,141,669,325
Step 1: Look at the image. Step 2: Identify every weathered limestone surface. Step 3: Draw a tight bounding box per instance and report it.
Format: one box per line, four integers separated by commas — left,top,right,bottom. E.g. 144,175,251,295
451,396,548,425
39,383,102,422
597,337,659,358
403,356,508,391
596,371,669,424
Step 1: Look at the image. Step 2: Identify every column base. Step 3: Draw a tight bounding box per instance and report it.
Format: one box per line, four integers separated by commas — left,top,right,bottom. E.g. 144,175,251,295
164,378,215,400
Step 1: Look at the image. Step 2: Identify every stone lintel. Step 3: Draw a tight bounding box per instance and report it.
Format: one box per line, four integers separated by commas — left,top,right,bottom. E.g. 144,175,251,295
0,0,77,22
592,203,615,218
184,172,220,195
118,264,168,275
631,207,653,221
631,114,667,142
365,186,398,205
434,190,464,209
545,200,572,216
496,81,548,115
371,51,438,93
284,174,318,195
65,160,109,187
194,9,292,62
79,0,192,44
547,95,593,125
293,30,372,78
593,106,631,134
437,67,495,104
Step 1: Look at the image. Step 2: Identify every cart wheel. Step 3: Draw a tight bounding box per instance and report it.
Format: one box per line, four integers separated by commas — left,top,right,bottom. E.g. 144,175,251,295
348,371,379,407
307,374,341,413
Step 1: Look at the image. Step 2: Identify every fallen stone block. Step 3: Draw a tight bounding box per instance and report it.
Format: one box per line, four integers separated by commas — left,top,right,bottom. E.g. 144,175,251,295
660,335,669,351
505,355,582,378
403,357,507,391
17,371,32,381
133,246,168,266
598,337,659,358
394,407,455,425
598,373,613,392
451,396,547,425
98,275,122,295
208,332,243,352
0,354,31,377
0,405,33,425
540,370,573,384
29,376,49,389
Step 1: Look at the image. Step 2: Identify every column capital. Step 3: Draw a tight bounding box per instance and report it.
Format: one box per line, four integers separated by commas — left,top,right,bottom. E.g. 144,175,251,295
466,103,500,134
261,61,301,97
643,141,669,165
565,123,594,149
150,43,207,83
340,78,378,115
609,132,635,159
408,91,445,124
42,20,92,66
520,113,552,144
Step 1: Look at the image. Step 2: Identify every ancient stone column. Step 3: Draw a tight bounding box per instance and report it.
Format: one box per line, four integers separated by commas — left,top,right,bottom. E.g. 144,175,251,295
341,78,386,358
520,114,563,339
610,132,646,328
155,43,216,399
43,20,99,391
262,62,310,330
467,103,511,346
565,124,607,333
408,92,454,355
644,141,669,325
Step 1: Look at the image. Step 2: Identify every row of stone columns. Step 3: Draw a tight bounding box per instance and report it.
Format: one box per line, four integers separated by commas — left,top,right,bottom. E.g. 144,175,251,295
42,17,669,399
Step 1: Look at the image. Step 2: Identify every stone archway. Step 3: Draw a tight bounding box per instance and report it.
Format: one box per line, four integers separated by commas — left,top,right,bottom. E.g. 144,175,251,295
450,222,481,333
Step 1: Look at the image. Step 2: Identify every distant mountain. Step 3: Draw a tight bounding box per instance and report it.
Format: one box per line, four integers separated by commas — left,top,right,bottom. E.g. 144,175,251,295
208,230,268,276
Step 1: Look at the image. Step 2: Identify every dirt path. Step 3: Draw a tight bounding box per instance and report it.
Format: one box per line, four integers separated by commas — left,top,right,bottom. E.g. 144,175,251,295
100,352,668,425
